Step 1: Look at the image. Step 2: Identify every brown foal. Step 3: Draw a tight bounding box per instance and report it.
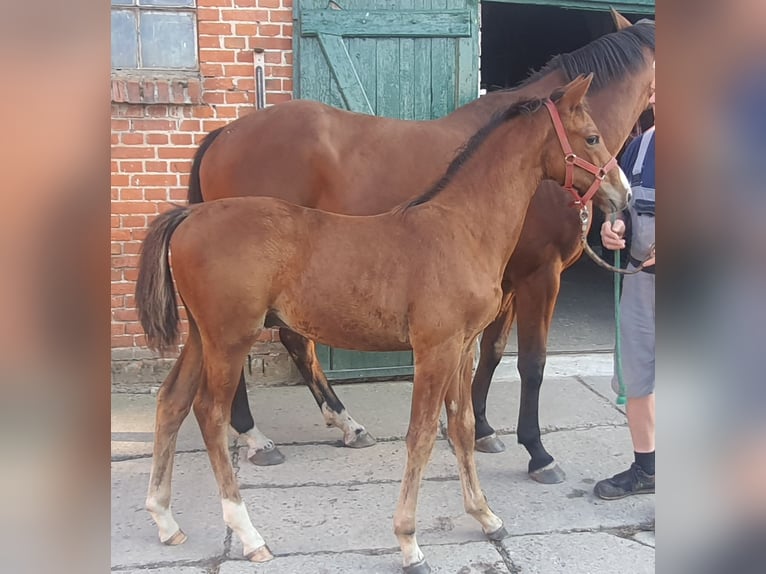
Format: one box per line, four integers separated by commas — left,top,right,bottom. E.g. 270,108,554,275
136,75,629,572
191,16,655,481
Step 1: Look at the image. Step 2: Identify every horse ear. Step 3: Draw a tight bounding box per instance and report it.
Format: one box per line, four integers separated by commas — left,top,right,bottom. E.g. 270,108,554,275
553,74,593,111
610,7,633,30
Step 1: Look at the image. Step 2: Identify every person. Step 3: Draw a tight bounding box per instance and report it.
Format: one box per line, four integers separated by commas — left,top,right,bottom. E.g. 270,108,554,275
594,81,655,500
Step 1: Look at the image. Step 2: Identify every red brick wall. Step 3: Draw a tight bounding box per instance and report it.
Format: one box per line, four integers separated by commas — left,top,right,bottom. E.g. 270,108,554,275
111,0,295,383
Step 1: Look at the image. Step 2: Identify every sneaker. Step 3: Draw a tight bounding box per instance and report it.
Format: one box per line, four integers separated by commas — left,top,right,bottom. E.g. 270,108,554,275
594,462,655,500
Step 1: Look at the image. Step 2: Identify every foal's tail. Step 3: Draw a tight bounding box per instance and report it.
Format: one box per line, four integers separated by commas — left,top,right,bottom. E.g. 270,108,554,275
136,206,192,353
187,127,224,204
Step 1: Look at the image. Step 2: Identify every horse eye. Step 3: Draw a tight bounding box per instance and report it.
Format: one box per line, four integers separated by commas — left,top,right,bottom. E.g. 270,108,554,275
586,135,600,145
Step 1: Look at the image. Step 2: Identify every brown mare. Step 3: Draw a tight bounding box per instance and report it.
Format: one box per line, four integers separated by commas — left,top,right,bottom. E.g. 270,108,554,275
136,76,629,572
190,13,655,482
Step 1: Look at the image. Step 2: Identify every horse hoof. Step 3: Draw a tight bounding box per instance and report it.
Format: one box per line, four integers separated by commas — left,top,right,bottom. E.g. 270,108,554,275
486,525,508,541
249,445,286,466
403,559,431,574
246,544,274,563
346,430,377,449
529,462,566,484
475,433,506,453
161,529,187,546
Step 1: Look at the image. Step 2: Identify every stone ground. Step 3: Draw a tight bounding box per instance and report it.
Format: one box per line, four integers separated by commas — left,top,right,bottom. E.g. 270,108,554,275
111,353,655,574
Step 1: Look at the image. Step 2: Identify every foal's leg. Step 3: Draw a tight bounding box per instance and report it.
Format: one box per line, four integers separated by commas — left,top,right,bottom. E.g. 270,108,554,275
393,340,472,573
229,372,285,466
471,290,516,453
515,269,566,484
194,344,272,562
146,329,203,545
446,347,506,539
280,328,375,448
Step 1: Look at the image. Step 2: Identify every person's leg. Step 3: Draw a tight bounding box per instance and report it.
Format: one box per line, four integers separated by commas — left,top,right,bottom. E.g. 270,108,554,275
597,270,655,500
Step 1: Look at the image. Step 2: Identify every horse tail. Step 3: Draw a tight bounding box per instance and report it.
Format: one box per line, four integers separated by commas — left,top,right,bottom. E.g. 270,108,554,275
136,206,192,353
187,126,224,204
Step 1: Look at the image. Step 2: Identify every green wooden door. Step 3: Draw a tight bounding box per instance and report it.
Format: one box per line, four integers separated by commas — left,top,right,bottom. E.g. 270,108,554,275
294,0,479,380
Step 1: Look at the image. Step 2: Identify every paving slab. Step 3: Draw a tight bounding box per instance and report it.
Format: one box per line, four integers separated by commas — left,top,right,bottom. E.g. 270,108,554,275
501,532,654,573
114,568,210,574
219,541,509,573
111,453,225,570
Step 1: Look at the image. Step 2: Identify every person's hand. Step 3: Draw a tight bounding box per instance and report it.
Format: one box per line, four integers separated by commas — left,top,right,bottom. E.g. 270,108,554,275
600,219,626,250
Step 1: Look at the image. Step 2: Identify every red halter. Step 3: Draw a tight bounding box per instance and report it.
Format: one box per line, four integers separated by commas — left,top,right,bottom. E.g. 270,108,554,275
543,99,618,206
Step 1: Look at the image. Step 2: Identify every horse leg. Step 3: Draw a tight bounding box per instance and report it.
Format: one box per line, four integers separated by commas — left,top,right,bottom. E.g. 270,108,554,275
515,270,566,484
145,327,203,546
471,291,516,453
193,343,273,562
446,344,506,539
393,339,463,574
229,371,285,467
280,328,375,448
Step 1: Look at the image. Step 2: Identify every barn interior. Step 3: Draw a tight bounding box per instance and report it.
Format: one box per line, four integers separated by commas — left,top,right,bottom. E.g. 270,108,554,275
479,3,654,354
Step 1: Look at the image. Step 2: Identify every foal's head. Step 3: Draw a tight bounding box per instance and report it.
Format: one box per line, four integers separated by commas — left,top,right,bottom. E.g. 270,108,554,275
542,74,631,214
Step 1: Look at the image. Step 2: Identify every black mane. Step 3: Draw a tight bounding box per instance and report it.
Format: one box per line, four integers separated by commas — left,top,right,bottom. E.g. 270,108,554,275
404,97,548,209
519,20,655,92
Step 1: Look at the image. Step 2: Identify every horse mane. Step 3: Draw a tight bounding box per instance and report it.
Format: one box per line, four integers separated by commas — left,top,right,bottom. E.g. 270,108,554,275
402,96,554,210
518,19,655,92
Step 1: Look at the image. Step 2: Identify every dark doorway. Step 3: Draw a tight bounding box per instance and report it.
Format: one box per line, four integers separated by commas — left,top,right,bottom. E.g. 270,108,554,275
480,3,653,354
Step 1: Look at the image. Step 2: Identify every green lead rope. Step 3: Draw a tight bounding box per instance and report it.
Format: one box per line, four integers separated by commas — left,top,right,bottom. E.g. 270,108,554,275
612,213,627,406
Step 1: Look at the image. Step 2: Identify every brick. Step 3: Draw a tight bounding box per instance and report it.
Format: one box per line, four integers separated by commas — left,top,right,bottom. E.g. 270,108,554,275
225,91,251,104
203,0,233,5
131,174,178,186
127,81,140,102
236,50,254,63
197,7,220,21
132,119,175,131
144,161,168,172
169,188,189,201
145,189,170,201
213,106,239,118
257,0,280,7
266,92,292,105
112,295,125,308
170,160,191,172
112,255,140,268
265,78,280,90
111,229,132,241
269,9,292,22
191,106,215,118
223,64,255,77
235,0,257,6
158,147,197,159
141,80,157,103
258,24,280,36
251,37,291,50
198,22,231,36
202,120,229,132
111,133,119,146
111,269,123,282
235,78,255,91
204,77,235,90
112,174,130,186
234,23,257,36
282,79,293,92
187,81,202,104
180,119,201,131
170,133,193,145
200,63,225,77
146,133,168,145
112,323,125,336
200,49,236,63
121,132,144,145
121,215,147,228
223,37,247,49
119,161,144,172
203,92,226,105
112,119,130,131
111,202,158,215
112,335,134,347
221,8,267,21
281,23,293,36
112,147,155,159
111,215,120,228
120,189,144,200
111,283,135,295
111,243,122,255
124,268,139,281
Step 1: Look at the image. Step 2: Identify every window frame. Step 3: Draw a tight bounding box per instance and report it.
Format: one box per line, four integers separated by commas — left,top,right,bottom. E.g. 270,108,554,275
111,0,199,73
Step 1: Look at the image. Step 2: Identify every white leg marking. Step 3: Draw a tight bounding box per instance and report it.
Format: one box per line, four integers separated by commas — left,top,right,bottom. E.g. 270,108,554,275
401,534,425,568
231,422,275,458
146,496,181,543
221,498,267,557
321,403,366,445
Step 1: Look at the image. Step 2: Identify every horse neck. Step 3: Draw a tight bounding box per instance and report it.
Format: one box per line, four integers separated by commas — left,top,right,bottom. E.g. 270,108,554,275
445,71,566,129
423,112,550,267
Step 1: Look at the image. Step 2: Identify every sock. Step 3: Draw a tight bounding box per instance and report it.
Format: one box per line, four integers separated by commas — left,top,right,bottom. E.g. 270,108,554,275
634,451,655,475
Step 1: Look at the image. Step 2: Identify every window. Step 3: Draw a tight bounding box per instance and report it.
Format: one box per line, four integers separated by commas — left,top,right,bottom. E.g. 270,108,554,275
111,0,198,71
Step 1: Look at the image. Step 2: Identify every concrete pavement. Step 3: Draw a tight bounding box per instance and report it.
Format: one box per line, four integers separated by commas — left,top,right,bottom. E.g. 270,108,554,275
111,353,655,573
